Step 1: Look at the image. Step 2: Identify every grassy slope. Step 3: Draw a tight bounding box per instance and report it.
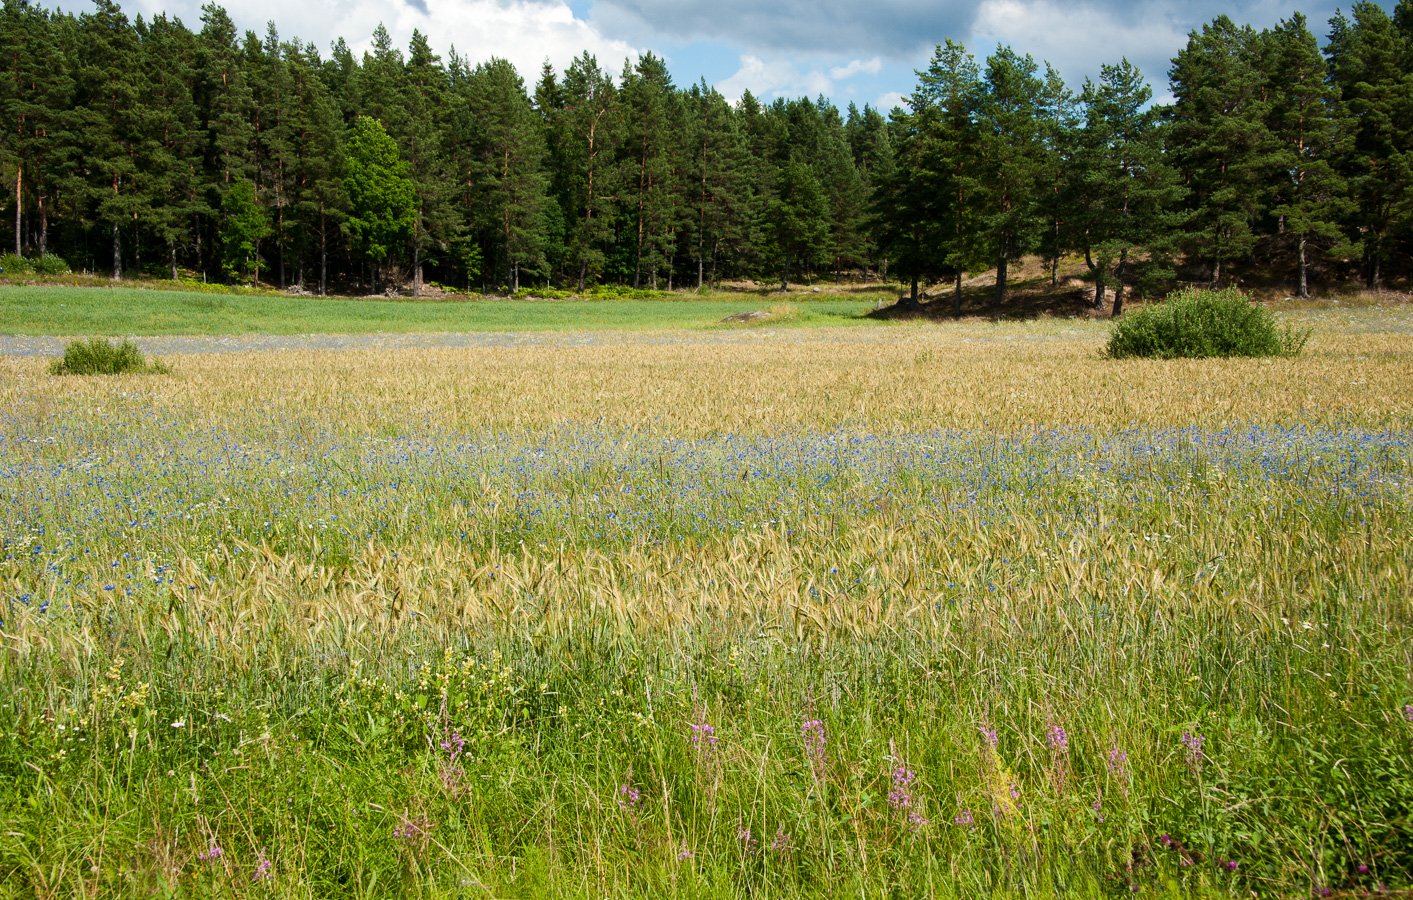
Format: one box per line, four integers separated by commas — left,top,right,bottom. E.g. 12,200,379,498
0,284,882,335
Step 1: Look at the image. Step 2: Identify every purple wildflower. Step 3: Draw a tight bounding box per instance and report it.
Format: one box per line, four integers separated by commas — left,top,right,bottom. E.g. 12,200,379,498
770,825,793,853
802,718,828,772
439,731,466,763
1403,704,1413,723
953,807,975,830
616,784,641,815
1091,794,1105,823
690,720,719,757
1181,731,1205,768
253,852,272,882
737,823,758,854
979,726,999,748
1357,864,1370,876
1107,747,1129,778
1047,724,1069,754
196,844,223,863
1222,860,1238,871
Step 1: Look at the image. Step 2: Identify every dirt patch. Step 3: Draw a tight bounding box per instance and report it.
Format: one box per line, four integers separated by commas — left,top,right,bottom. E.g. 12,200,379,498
719,310,772,324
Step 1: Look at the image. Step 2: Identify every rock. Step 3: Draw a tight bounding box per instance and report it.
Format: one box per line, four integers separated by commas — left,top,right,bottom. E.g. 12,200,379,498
719,310,771,324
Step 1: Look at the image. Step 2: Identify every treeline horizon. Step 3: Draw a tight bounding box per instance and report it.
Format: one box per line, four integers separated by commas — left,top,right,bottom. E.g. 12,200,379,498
1,0,1410,309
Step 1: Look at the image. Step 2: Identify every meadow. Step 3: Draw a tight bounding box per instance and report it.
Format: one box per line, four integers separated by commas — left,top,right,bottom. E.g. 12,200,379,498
0,284,880,336
1,311,1412,898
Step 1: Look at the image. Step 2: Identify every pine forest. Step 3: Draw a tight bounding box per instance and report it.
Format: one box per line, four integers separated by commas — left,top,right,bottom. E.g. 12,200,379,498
1,0,1412,306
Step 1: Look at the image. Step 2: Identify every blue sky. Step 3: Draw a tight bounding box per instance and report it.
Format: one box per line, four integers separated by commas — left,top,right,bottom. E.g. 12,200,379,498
101,0,1397,109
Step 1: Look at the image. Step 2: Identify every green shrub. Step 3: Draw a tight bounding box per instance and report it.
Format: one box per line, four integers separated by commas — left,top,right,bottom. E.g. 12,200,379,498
0,252,33,275
30,253,71,276
1106,287,1310,359
48,338,172,376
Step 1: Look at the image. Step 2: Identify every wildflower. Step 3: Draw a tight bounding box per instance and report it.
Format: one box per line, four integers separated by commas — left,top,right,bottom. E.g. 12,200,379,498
979,725,999,748
1357,864,1369,875
1091,794,1105,823
1181,731,1205,769
1046,724,1069,754
438,731,466,762
677,842,694,861
770,825,792,853
736,823,758,855
1107,747,1129,778
196,844,223,863
1403,705,1413,723
253,852,272,882
616,783,641,815
953,807,975,831
1222,860,1238,871
801,718,828,772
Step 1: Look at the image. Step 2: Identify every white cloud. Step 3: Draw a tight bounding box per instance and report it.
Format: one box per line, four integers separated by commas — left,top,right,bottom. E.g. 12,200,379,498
971,0,1191,89
875,90,908,112
829,57,884,80
122,0,639,83
717,55,835,103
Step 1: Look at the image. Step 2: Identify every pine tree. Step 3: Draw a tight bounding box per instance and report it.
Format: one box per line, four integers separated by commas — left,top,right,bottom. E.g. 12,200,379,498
287,40,347,295
619,52,674,289
559,53,620,291
71,0,147,279
399,30,454,296
1325,3,1413,289
1168,16,1279,286
458,58,550,292
1265,14,1354,297
195,3,255,276
137,12,203,280
1075,59,1182,317
767,158,827,290
976,45,1047,313
681,82,749,289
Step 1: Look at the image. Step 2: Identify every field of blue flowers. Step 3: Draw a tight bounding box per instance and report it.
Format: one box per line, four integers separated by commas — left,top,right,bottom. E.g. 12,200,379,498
1,325,1412,898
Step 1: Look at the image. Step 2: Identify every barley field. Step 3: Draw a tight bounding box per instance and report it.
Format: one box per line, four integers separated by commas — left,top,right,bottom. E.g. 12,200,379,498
2,313,1412,898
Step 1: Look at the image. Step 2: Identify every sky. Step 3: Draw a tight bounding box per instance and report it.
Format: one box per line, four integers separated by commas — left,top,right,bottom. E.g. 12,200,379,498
86,0,1398,110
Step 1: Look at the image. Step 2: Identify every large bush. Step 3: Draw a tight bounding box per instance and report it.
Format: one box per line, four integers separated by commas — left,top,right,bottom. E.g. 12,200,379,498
48,338,171,376
1105,287,1310,359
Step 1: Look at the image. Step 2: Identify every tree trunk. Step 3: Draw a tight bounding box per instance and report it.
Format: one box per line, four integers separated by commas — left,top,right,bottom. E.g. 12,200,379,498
38,194,46,255
954,272,962,319
1370,244,1381,290
710,238,719,289
512,262,519,293
780,252,789,292
413,233,421,298
278,211,285,289
1094,266,1105,310
1111,248,1127,319
1298,234,1308,298
319,205,327,297
169,238,178,281
111,222,121,280
992,241,1008,317
577,258,587,293
13,165,20,256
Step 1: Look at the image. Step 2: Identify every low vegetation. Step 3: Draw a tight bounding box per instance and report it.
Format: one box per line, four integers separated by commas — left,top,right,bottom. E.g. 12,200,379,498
46,336,170,375
2,313,1411,897
1105,288,1312,359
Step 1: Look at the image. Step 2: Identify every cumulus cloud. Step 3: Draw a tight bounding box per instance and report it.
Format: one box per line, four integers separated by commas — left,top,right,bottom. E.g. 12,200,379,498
589,0,979,58
118,0,639,83
717,55,836,102
875,90,908,112
971,0,1190,87
829,57,884,80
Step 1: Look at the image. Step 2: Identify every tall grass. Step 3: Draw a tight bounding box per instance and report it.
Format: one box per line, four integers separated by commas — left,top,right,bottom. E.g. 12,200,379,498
1,317,1411,898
